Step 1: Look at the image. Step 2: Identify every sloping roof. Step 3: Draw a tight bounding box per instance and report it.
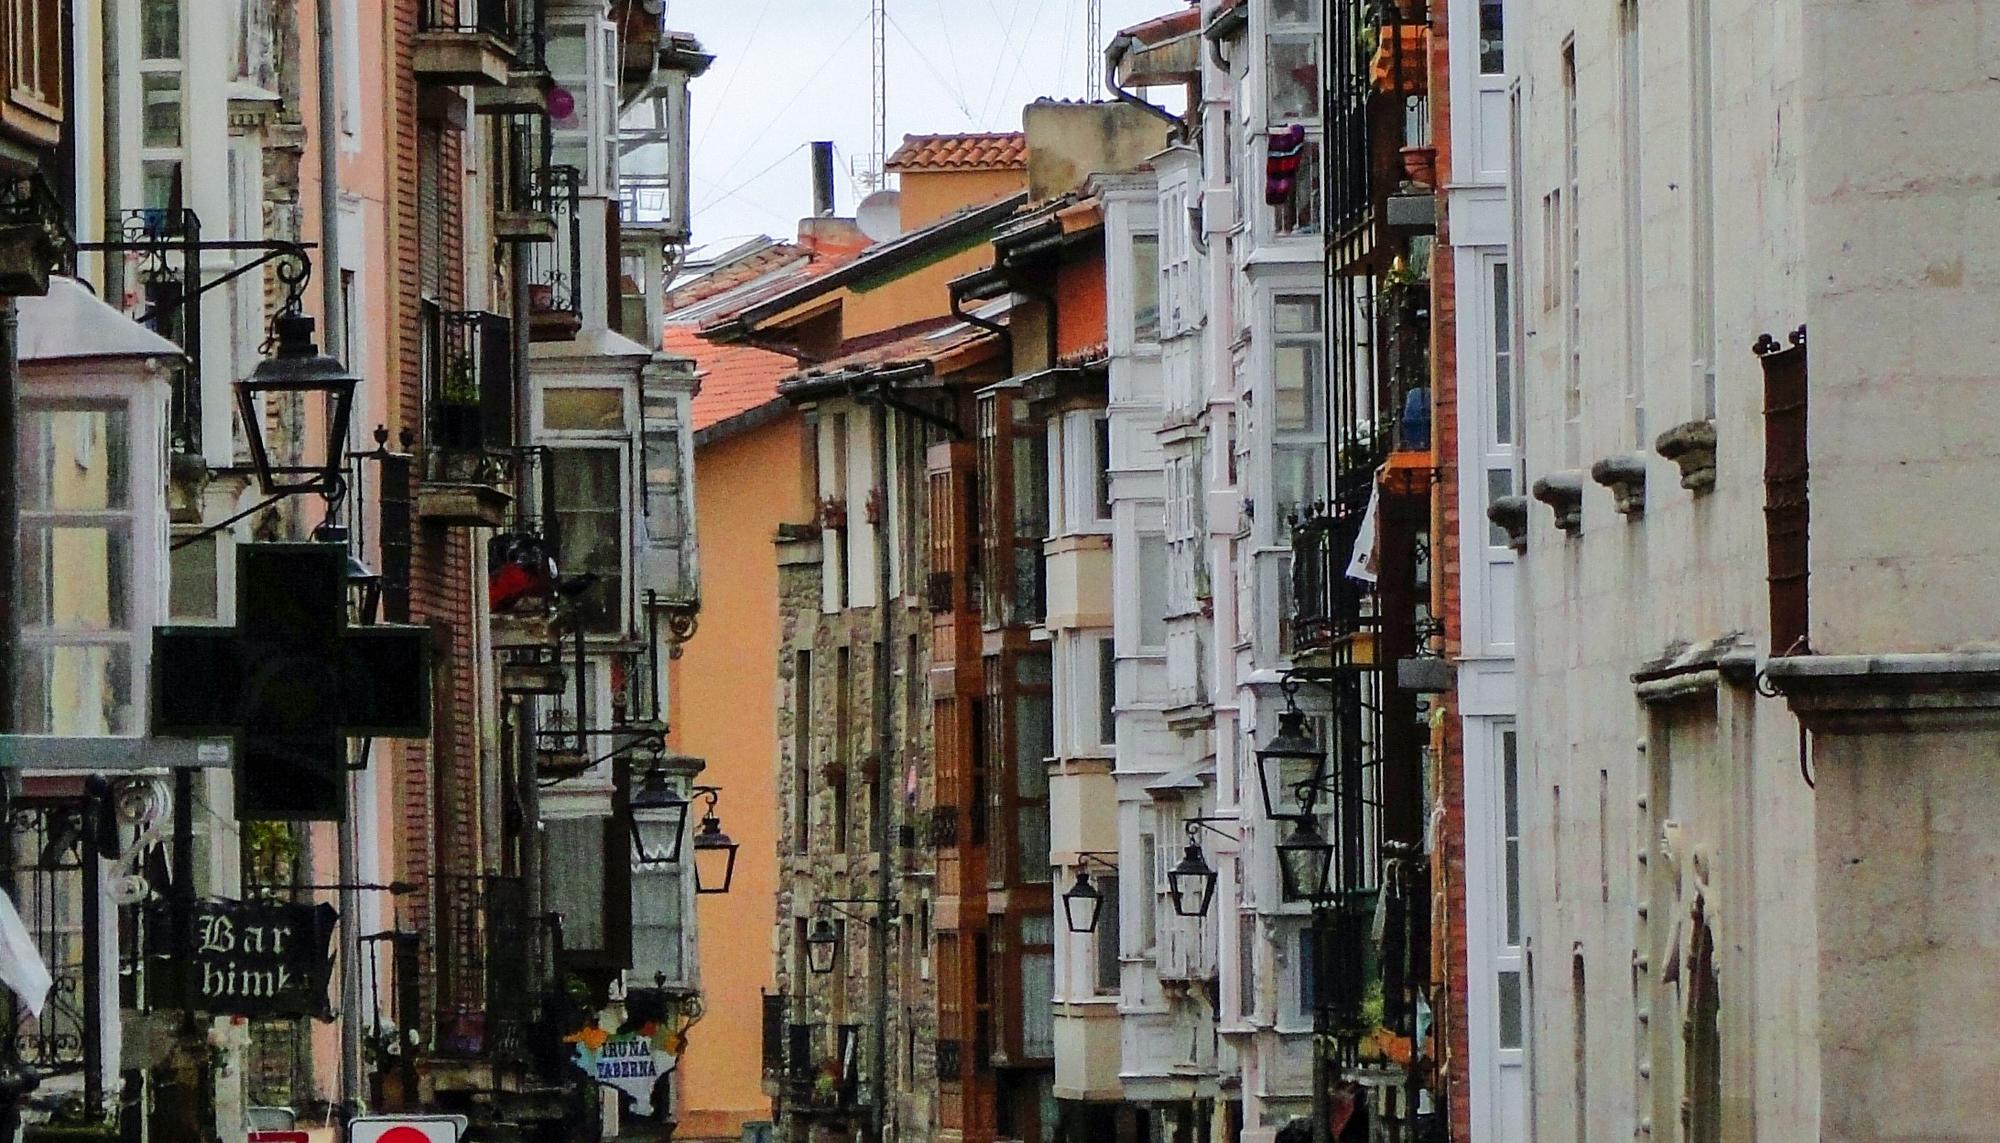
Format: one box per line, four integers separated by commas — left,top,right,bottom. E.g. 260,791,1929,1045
885,132,1028,173
1118,4,1201,45
778,317,1001,398
699,192,1029,343
669,326,798,437
17,277,184,364
667,242,807,310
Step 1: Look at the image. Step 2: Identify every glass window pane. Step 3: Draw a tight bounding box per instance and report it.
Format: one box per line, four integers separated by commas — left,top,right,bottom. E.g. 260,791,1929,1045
1493,262,1514,443
1092,417,1112,520
1131,235,1160,342
1273,140,1322,236
142,160,182,213
1271,0,1318,23
552,449,625,633
1487,469,1516,548
632,864,685,982
14,643,135,736
1497,970,1524,1047
142,73,182,148
1503,729,1522,944
545,817,605,950
1480,0,1506,74
20,406,131,511
544,388,626,431
20,525,132,631
1138,535,1168,649
1274,343,1321,432
1267,36,1321,121
1275,295,1323,334
1097,637,1117,746
1021,951,1055,1056
169,535,221,621
1096,876,1122,993
142,0,182,59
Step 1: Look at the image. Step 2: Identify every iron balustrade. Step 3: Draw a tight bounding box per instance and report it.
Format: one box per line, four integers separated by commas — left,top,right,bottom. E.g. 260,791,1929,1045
525,165,584,341
500,113,552,219
432,873,530,1061
423,307,515,459
418,0,516,42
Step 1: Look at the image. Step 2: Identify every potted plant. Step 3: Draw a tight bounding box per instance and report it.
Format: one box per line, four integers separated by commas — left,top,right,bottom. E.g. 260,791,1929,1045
432,356,484,452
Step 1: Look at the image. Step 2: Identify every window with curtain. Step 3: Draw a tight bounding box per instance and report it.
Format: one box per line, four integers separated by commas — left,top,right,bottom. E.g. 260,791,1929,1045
1020,914,1055,1058
1095,875,1122,995
631,860,686,985
545,816,606,950
550,447,625,634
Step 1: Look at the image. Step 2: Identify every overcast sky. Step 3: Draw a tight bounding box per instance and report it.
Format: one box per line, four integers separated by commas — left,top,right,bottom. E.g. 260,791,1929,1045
665,0,1186,250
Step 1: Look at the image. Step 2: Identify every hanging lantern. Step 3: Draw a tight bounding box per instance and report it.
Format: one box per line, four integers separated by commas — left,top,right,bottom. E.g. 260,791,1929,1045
1256,701,1326,821
1166,839,1219,919
690,797,739,895
234,310,359,496
1276,814,1335,903
1062,869,1106,934
628,763,691,866
806,915,842,975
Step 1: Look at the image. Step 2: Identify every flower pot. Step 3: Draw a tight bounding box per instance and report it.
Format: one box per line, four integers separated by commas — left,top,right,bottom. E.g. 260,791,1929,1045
1399,144,1437,188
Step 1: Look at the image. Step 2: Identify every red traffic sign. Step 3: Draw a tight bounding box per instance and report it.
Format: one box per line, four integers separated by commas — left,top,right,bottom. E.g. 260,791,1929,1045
347,1115,466,1143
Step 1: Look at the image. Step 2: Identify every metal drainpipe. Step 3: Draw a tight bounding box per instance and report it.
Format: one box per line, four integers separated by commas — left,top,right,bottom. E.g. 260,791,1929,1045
101,0,122,302
0,299,24,1141
1105,34,1187,135
312,0,361,1127
869,394,895,1143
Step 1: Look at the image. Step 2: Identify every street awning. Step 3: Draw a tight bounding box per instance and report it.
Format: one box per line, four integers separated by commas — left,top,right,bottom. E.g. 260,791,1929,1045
15,275,183,363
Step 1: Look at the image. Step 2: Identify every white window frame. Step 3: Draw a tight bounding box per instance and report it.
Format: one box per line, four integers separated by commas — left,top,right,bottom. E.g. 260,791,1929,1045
534,380,639,638
1265,284,1328,543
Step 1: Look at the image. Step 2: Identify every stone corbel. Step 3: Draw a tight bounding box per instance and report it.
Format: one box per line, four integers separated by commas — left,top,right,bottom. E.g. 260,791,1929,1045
1591,453,1649,517
1487,494,1528,552
1654,419,1718,493
1531,472,1584,533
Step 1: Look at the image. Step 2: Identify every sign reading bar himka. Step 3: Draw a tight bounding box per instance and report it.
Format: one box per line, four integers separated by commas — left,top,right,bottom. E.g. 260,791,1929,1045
149,898,338,1018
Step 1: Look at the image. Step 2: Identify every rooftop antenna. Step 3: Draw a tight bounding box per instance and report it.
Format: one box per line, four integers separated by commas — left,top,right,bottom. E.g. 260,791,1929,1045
866,0,888,189
1086,0,1103,99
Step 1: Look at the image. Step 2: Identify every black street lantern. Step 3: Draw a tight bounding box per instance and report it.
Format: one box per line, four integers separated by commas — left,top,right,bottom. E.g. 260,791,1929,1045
236,310,359,496
806,916,843,975
1062,869,1105,934
1167,839,1219,919
629,764,692,867
314,524,383,624
1255,701,1326,821
1276,814,1336,903
690,794,739,895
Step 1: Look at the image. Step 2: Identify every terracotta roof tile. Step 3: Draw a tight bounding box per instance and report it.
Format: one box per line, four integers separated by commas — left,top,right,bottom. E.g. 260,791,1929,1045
885,132,1028,173
666,243,807,310
781,318,1002,394
669,326,798,435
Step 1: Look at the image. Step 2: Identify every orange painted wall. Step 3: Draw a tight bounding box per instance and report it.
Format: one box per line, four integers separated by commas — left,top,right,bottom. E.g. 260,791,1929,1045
898,168,1028,232
1055,248,1108,358
670,412,807,1140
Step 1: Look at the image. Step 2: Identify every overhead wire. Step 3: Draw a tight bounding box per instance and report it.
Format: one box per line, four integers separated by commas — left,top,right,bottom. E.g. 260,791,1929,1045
703,10,874,187
885,11,977,122
690,0,781,158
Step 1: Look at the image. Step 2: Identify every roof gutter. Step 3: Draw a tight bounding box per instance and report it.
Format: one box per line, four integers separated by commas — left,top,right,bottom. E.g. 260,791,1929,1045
1106,33,1187,135
949,272,1013,364
847,366,966,440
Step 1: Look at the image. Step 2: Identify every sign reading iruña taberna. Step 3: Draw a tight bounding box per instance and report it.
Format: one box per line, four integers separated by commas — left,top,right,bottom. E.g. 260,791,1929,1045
148,898,338,1019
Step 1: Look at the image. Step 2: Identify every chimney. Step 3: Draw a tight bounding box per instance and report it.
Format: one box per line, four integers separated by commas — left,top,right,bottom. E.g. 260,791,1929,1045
811,141,836,217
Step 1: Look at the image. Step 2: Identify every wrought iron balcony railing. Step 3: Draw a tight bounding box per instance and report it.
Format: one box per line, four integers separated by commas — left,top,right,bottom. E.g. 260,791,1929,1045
419,0,515,41
526,165,583,342
424,308,514,460
433,873,531,1061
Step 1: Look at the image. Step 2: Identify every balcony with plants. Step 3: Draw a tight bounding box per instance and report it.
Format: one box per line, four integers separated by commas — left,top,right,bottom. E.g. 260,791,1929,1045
525,164,584,342
418,307,517,527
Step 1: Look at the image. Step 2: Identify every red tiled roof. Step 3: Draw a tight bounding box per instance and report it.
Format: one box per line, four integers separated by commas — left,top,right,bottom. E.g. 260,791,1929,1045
668,326,798,435
885,132,1027,173
782,317,1003,394
666,243,807,311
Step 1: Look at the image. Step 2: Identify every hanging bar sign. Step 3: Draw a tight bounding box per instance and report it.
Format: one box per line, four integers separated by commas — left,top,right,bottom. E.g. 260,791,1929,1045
148,898,338,1019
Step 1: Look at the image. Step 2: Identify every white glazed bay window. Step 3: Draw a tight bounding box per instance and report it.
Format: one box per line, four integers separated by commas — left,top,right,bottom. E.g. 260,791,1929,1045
14,395,162,735
1269,292,1327,534
1265,0,1323,238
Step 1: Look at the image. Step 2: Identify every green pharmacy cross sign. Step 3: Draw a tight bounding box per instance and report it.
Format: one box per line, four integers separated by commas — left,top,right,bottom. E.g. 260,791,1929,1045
152,543,430,820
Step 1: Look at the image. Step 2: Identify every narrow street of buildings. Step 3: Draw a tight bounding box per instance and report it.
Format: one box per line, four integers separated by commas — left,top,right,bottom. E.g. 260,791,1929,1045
0,2,1994,1142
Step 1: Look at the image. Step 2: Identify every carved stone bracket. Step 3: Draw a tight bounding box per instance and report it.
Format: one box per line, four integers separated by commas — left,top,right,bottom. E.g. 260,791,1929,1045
1531,472,1585,533
1655,419,1718,493
1591,453,1650,517
1487,494,1529,552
